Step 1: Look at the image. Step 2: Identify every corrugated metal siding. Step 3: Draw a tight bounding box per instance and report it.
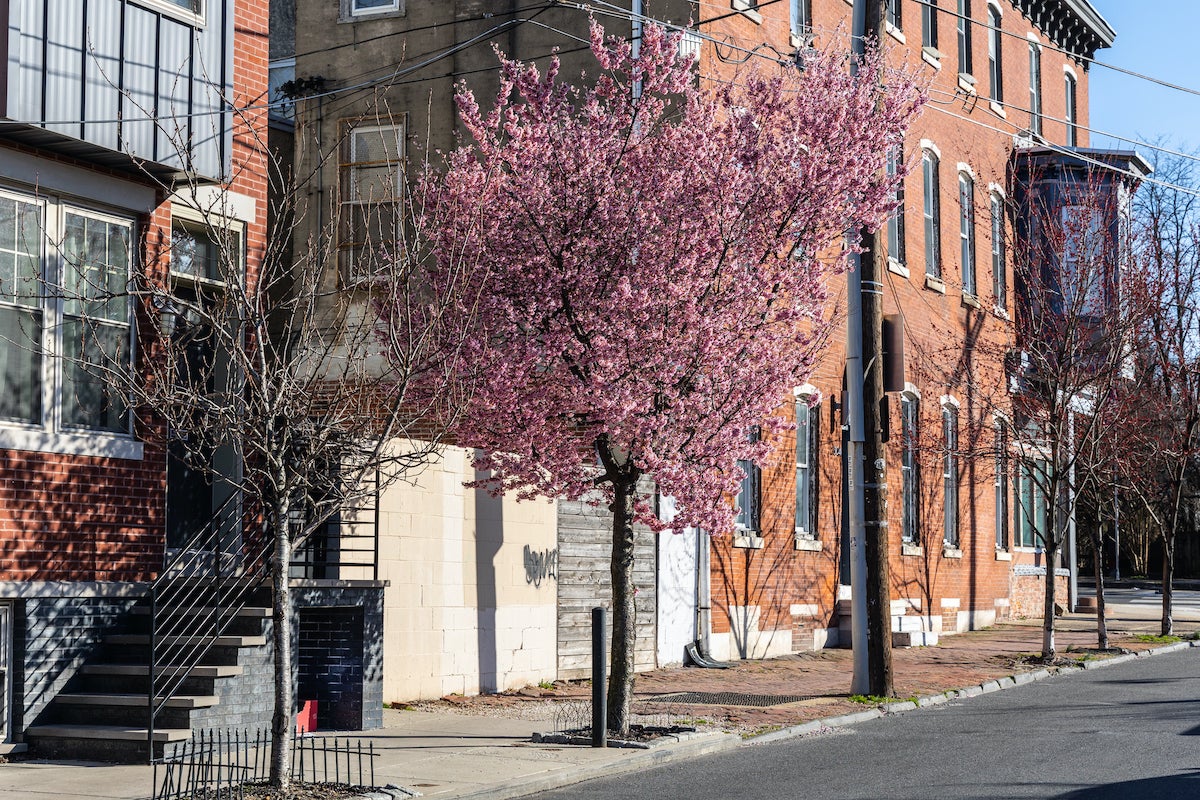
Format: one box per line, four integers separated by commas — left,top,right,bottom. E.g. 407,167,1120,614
6,0,232,180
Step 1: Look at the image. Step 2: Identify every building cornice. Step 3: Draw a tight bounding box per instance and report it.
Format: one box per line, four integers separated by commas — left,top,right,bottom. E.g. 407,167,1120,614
1013,0,1116,64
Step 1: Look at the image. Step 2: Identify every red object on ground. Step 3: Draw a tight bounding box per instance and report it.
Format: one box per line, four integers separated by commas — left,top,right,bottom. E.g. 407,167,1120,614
297,700,318,733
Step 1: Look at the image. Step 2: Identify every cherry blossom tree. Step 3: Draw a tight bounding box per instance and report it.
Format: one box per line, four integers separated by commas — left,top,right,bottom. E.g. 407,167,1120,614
387,22,923,733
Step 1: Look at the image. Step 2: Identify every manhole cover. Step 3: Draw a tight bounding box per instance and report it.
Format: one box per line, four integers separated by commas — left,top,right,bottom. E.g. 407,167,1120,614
646,691,814,707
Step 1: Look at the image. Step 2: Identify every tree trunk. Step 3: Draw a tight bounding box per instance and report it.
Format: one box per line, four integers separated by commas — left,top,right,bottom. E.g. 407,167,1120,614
1162,530,1175,636
1042,543,1058,660
1092,525,1108,651
269,500,294,789
607,477,638,736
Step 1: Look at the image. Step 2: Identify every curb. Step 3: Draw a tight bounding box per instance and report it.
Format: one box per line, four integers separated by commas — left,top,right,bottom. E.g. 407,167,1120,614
742,639,1198,747
450,730,742,800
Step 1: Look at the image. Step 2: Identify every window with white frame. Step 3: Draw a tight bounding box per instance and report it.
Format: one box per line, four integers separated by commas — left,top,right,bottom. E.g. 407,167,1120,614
0,189,135,436
790,0,812,38
1015,458,1049,547
923,149,942,279
339,120,404,281
1064,72,1078,147
795,397,820,540
957,0,973,75
1028,40,1043,137
922,0,938,50
886,0,901,30
991,191,1007,307
901,391,920,543
942,402,959,547
995,420,1009,550
887,145,906,266
959,171,976,296
352,0,400,16
987,5,1003,103
737,427,762,535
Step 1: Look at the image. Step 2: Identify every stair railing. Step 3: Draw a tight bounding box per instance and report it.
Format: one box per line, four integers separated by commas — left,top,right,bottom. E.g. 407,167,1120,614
146,492,272,758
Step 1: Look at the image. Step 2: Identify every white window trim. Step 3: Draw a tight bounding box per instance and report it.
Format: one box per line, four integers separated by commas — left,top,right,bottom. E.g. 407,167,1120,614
138,0,206,27
919,139,942,160
350,0,402,17
986,0,1003,16
794,391,817,541
0,187,143,460
956,162,976,180
1062,63,1078,80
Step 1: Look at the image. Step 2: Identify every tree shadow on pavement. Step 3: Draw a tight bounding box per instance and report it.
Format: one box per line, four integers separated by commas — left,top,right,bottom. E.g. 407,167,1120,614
1054,769,1200,799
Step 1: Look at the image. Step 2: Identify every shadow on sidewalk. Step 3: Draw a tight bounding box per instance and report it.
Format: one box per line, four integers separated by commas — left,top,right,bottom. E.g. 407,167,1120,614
1054,769,1200,799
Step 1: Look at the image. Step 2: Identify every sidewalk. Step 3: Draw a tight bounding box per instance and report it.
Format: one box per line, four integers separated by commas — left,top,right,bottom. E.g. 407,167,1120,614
1,603,1197,800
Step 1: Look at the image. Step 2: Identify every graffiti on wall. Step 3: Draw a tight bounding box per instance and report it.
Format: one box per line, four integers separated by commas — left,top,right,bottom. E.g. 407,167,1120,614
524,545,558,587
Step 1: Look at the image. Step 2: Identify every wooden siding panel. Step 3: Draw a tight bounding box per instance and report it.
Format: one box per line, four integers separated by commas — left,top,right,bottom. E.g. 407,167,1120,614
83,0,121,151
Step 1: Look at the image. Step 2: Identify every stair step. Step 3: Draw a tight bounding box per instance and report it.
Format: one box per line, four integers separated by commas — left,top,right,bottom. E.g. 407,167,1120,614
106,634,267,648
53,693,219,709
82,664,243,678
131,606,271,618
26,724,190,743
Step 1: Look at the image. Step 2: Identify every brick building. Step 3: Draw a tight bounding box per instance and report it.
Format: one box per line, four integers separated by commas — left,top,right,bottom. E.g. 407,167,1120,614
701,0,1126,660
0,0,273,755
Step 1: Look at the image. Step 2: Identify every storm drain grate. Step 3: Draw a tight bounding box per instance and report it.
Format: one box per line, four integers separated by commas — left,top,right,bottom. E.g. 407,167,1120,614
645,691,814,707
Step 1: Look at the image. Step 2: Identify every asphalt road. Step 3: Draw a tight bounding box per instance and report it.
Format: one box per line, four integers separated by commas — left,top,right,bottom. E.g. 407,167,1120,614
528,649,1200,800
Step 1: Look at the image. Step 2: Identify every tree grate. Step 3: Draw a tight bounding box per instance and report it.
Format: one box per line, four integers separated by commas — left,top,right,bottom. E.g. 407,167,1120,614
645,691,814,707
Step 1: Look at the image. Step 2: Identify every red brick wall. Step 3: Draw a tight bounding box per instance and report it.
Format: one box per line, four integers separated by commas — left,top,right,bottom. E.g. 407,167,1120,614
0,0,269,584
704,0,1093,645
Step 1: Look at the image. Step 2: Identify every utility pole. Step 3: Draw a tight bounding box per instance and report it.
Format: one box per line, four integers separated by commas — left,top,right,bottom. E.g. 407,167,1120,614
850,0,894,698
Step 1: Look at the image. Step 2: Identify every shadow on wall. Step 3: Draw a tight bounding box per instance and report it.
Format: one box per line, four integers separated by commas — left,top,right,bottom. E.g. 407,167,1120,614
475,467,502,694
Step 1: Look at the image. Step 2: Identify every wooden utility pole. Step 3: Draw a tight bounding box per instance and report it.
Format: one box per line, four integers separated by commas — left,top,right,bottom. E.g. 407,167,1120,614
854,0,895,698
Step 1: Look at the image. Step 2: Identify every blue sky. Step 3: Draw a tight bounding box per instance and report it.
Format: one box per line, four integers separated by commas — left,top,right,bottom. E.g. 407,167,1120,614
1088,1,1200,156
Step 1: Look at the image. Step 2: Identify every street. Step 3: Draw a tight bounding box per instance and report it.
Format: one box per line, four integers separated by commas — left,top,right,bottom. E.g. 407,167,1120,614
528,649,1200,800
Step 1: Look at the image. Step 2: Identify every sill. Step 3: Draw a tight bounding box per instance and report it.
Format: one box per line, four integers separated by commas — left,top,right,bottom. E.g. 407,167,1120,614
730,0,762,23
342,3,405,23
922,47,943,70
943,546,963,559
795,536,822,552
734,533,765,549
961,292,981,309
901,542,924,557
957,73,977,94
887,257,910,278
886,22,906,45
1014,546,1044,554
925,274,946,293
989,100,1007,118
995,550,1013,561
0,425,144,460
993,304,1010,320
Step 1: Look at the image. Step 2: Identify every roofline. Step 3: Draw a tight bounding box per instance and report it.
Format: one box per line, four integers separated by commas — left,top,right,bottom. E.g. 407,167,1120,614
1062,0,1116,50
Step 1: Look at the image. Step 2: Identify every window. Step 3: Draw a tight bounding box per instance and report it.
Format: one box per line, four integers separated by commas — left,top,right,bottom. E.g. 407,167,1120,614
923,150,941,279
1065,72,1078,147
922,0,938,50
1015,459,1049,548
991,192,1007,307
352,0,400,15
987,6,1003,103
959,172,976,296
942,403,958,546
736,459,761,534
1061,205,1107,315
901,392,920,543
957,0,972,75
795,397,820,539
339,121,404,281
886,0,901,30
995,422,1009,550
790,0,812,38
1029,41,1043,137
886,146,906,266
0,189,135,437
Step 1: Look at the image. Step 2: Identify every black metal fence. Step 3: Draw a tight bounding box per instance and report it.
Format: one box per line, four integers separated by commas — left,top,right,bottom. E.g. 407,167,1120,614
152,729,377,800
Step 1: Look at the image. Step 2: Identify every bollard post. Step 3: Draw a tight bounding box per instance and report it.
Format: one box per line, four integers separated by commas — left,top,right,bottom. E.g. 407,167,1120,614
591,606,607,747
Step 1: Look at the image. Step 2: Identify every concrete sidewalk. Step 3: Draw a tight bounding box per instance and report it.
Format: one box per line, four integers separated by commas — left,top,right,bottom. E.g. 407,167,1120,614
1,605,1197,800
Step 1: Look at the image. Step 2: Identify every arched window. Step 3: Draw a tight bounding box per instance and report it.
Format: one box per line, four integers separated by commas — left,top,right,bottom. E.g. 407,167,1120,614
795,394,821,540
959,170,977,296
901,390,921,543
923,149,941,278
957,0,973,76
887,145,906,267
1028,39,1043,137
987,5,1003,103
942,401,959,547
1064,71,1078,147
995,420,1010,550
990,189,1007,307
